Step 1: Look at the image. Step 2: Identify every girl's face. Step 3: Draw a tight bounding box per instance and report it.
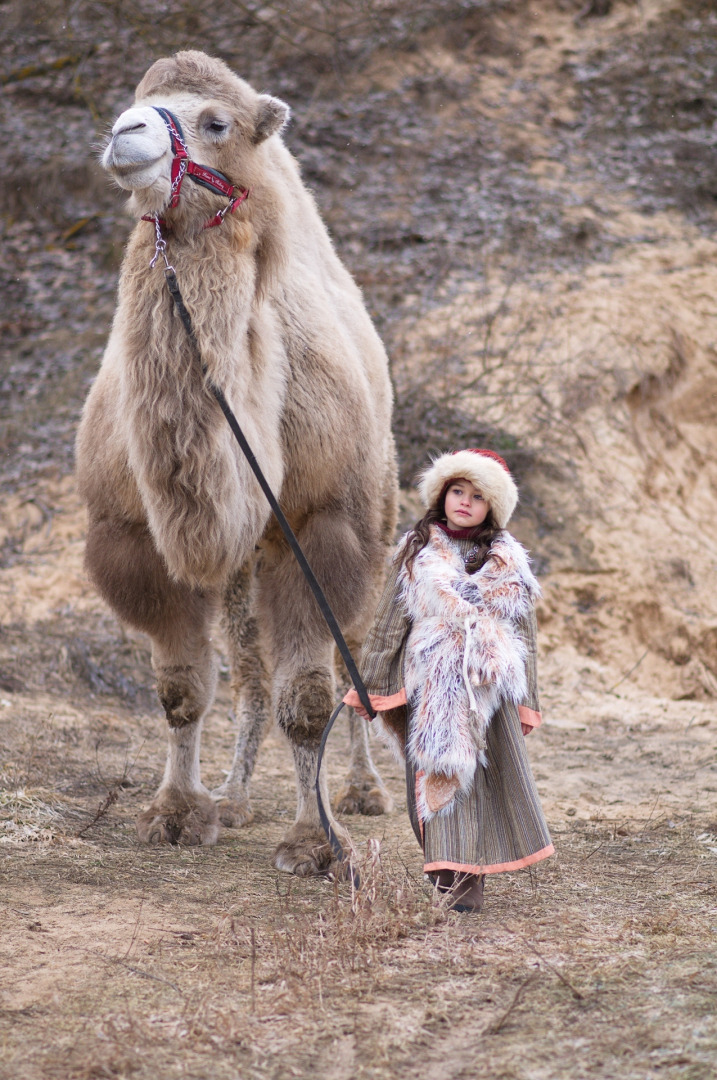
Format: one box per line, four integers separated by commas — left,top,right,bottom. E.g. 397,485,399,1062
443,478,490,529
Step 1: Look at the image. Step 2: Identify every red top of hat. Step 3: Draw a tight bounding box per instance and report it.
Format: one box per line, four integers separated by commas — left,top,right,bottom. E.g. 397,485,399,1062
457,448,511,473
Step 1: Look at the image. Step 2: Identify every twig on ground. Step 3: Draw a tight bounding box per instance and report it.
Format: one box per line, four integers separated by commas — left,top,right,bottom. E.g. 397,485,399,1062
607,649,648,694
123,899,144,959
485,972,538,1035
501,920,586,1001
62,216,98,242
66,946,183,994
145,927,198,936
75,742,143,838
524,941,585,1001
639,795,662,833
74,786,119,838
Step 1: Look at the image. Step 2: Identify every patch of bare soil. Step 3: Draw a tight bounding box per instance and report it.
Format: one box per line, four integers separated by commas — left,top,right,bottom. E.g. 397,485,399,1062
1,567,717,1079
2,1,717,1077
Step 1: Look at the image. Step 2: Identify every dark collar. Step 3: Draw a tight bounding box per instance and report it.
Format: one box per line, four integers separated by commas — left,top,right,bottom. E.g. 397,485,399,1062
436,522,477,540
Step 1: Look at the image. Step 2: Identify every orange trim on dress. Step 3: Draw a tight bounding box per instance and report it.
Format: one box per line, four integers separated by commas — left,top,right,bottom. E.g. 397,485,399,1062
518,705,542,729
424,843,555,876
342,687,407,712
415,769,425,843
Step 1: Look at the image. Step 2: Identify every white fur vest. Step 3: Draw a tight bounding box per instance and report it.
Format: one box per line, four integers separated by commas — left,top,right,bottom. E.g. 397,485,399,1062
399,526,540,816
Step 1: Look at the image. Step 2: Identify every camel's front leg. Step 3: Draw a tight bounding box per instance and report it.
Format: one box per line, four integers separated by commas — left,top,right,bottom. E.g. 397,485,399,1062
84,515,221,846
139,717,219,845
258,517,360,876
137,602,221,846
272,659,350,876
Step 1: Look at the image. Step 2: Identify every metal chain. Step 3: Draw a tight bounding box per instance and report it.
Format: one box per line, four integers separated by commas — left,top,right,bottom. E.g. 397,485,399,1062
148,215,174,272
169,158,187,200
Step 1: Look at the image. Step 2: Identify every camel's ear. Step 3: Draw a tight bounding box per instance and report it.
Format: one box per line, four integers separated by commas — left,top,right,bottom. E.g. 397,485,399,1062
253,94,290,144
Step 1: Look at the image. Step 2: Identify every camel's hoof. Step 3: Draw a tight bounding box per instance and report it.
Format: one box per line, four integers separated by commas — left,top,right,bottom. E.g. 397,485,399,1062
136,792,220,846
334,781,394,816
272,824,335,877
211,794,254,828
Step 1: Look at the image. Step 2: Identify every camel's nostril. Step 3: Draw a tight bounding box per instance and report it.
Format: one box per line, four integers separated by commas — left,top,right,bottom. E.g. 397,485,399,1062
116,122,147,135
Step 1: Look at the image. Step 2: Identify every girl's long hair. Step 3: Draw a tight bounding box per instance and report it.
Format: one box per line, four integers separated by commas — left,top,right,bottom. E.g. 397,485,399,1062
400,480,504,577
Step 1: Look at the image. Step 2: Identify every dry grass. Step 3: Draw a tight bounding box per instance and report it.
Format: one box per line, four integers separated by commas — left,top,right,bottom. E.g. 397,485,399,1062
0,782,66,845
1,484,717,1079
1,672,717,1080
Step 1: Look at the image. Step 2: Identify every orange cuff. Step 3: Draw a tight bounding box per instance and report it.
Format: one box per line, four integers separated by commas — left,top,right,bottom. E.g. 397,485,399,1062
342,687,408,713
518,705,542,730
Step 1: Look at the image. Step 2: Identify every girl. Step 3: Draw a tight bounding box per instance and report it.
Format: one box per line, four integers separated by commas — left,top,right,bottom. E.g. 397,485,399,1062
344,449,553,912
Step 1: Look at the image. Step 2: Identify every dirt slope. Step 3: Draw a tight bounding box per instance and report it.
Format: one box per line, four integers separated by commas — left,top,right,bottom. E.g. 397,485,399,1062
1,2,717,1078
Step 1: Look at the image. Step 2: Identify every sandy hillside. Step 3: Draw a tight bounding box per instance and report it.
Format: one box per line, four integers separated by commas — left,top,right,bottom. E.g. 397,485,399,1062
1,1,717,1078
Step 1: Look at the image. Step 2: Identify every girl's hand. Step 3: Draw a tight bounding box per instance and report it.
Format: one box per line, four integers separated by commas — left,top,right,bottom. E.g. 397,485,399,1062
521,722,532,736
354,704,372,722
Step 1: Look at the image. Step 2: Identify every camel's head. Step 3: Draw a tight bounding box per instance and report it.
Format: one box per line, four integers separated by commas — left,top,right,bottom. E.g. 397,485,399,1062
101,51,290,222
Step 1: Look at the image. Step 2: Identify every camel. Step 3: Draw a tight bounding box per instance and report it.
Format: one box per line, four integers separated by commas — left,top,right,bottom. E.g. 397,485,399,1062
75,50,398,875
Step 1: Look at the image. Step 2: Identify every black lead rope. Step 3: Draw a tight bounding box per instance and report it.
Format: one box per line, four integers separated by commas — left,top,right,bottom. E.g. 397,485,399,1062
164,267,373,877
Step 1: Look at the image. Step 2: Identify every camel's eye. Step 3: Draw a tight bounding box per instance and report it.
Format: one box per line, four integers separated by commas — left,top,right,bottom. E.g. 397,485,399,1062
203,116,231,140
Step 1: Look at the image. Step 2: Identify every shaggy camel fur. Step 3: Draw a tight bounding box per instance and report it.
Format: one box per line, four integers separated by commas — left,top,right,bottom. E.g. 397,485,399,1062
76,51,398,874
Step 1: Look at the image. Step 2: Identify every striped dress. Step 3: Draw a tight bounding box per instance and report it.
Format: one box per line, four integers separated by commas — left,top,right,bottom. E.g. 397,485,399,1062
348,530,554,876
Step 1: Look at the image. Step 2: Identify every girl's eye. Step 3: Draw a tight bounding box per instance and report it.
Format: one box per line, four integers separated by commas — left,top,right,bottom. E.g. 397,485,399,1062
473,493,485,501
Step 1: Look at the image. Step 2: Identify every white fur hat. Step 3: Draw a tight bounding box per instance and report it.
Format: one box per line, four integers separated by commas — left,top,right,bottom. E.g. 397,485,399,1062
418,448,519,528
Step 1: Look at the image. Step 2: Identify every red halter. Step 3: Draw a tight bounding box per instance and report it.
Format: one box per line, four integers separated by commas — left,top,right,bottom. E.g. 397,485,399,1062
141,107,249,230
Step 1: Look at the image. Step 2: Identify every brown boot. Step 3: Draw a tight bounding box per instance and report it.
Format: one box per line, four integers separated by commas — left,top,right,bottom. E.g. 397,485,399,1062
449,872,485,913
433,869,455,892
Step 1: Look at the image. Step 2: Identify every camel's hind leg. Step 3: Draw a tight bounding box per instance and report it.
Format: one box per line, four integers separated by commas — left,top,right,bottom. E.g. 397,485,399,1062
335,464,399,818
333,640,394,816
334,710,395,816
211,563,272,827
85,517,221,846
